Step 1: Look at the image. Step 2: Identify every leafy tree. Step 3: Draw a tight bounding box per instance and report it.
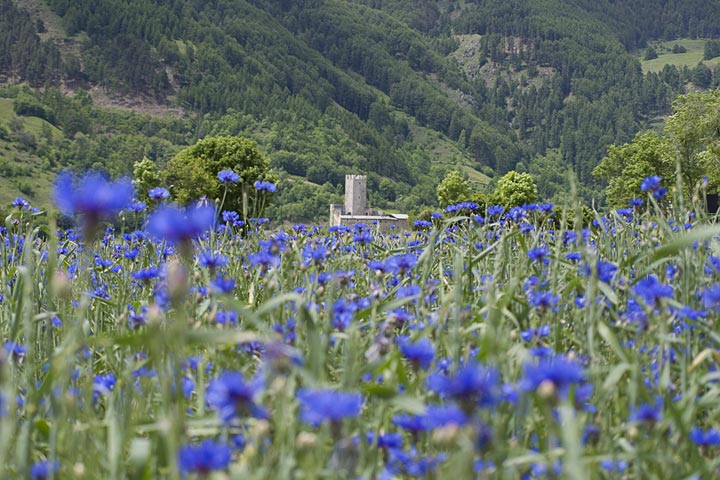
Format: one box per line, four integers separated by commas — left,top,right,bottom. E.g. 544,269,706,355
436,170,471,207
593,131,674,208
644,46,659,61
165,136,277,217
692,63,712,88
704,39,720,60
671,44,687,54
494,171,537,207
132,156,162,203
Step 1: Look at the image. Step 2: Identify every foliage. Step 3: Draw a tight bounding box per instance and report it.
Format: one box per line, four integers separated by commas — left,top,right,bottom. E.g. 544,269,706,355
494,170,537,207
593,131,674,208
704,39,720,60
132,157,162,204
436,170,471,207
644,46,658,61
165,136,277,218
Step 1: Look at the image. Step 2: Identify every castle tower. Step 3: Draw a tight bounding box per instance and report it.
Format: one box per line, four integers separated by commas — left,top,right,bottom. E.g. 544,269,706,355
344,174,367,216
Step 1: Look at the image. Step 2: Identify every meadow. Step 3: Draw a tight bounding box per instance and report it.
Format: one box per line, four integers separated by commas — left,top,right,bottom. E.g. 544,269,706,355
2,173,720,479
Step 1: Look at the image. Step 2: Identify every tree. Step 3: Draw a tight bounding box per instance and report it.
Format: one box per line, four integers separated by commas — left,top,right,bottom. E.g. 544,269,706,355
593,131,674,208
494,171,537,207
436,170,471,207
132,156,162,203
644,46,659,61
692,63,712,88
165,136,277,217
704,39,720,60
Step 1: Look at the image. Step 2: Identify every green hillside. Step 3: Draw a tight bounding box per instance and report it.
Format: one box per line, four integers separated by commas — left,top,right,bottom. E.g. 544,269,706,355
641,39,720,73
1,0,720,219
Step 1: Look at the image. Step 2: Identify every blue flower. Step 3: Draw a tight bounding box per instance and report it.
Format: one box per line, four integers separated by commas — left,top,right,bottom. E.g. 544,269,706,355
640,175,667,200
297,388,363,426
633,275,673,306
398,337,435,371
385,253,418,276
629,400,662,424
198,251,228,270
12,197,30,209
254,180,277,192
689,427,720,446
148,187,170,201
218,169,240,184
427,362,500,411
701,284,720,312
527,246,549,263
53,171,134,219
30,460,59,480
178,440,232,475
206,372,266,423
146,203,215,243
521,356,585,398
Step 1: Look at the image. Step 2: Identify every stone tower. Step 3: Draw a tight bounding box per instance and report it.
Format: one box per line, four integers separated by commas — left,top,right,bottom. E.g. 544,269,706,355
344,174,367,216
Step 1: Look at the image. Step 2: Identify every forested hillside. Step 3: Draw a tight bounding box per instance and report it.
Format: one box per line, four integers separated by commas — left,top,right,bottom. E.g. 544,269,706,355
1,0,719,221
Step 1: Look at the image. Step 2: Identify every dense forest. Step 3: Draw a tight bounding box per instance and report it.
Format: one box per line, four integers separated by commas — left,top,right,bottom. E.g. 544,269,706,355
1,0,720,221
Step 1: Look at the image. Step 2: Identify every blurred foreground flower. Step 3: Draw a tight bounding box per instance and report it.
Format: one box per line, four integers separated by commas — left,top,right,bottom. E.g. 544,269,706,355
178,440,231,475
297,388,363,427
146,203,215,247
53,170,134,240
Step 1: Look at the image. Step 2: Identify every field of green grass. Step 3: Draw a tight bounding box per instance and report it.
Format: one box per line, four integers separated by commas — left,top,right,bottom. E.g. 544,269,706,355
0,97,60,209
641,38,720,73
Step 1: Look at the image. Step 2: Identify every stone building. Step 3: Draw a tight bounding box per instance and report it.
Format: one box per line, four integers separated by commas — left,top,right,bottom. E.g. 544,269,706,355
330,175,408,232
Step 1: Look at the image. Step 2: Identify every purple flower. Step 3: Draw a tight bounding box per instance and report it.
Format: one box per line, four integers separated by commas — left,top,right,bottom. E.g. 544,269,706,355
178,440,232,475
146,203,215,243
297,388,363,426
206,372,267,423
218,169,240,184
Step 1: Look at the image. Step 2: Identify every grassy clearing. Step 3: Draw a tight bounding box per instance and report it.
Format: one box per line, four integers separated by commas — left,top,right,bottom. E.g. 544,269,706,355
641,38,720,73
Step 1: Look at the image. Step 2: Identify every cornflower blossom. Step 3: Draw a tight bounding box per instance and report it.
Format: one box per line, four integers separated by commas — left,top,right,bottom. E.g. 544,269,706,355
427,362,500,412
30,460,59,480
640,175,667,200
178,440,232,475
53,171,134,240
385,253,418,276
148,187,170,201
218,169,240,184
206,371,267,424
633,275,674,307
297,388,363,426
398,337,435,371
12,197,30,209
689,427,720,447
521,355,585,399
145,203,215,245
255,180,277,192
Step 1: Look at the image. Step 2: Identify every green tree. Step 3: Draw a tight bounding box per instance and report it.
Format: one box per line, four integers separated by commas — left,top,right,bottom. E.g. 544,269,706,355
165,136,277,217
436,170,471,207
593,131,674,208
132,156,162,203
644,46,659,61
494,171,537,207
704,39,720,60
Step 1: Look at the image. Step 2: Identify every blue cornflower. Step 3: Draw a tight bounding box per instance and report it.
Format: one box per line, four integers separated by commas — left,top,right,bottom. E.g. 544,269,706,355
599,460,628,473
398,337,435,371
218,169,240,184
222,210,242,225
254,180,277,192
146,203,215,244
210,275,235,294
629,198,644,207
527,290,559,313
427,362,500,411
487,205,505,217
30,460,59,480
178,440,232,475
640,175,667,200
367,431,404,450
414,219,432,228
93,373,116,402
248,250,280,271
148,187,170,201
521,355,585,398
12,197,30,209
689,427,720,447
527,246,549,263
701,284,720,312
422,404,469,429
633,275,673,306
206,372,267,423
198,251,228,270
385,253,418,276
53,171,134,218
520,325,551,342
629,400,662,424
297,388,363,426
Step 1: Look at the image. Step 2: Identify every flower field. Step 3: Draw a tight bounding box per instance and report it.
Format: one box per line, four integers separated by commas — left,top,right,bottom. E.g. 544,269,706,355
3,175,720,479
